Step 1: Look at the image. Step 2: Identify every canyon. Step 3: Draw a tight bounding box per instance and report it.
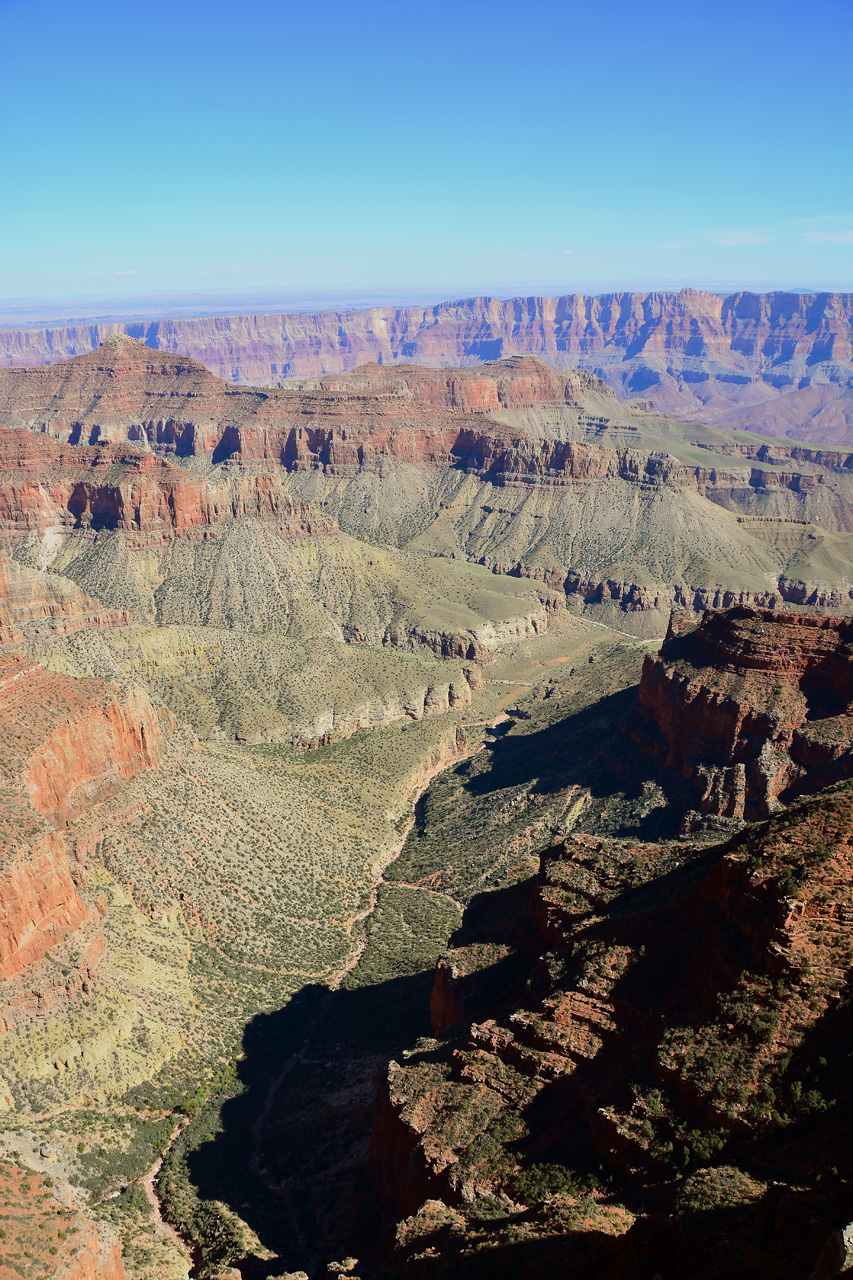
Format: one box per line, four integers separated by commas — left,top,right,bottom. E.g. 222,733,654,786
4,337,853,643
212,605,853,1279
1,290,852,443
0,336,851,1280
371,769,853,1278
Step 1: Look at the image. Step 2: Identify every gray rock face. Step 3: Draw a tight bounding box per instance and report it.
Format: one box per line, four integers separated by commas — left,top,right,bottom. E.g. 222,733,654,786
812,1222,853,1279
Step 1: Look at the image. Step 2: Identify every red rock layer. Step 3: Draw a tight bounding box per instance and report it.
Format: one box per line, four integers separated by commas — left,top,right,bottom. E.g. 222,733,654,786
0,342,842,546
0,1162,125,1280
631,607,853,819
0,653,170,987
0,554,128,643
0,833,90,982
0,291,850,441
0,337,598,453
1,339,852,541
0,423,331,538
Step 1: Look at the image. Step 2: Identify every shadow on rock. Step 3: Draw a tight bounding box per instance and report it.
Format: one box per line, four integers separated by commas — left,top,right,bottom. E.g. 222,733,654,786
186,966,442,1277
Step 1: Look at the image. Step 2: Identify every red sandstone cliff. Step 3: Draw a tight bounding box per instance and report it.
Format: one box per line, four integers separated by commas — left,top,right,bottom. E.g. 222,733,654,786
630,607,853,821
2,341,853,631
0,422,331,538
0,653,170,1011
0,340,848,537
0,337,600,453
0,290,850,441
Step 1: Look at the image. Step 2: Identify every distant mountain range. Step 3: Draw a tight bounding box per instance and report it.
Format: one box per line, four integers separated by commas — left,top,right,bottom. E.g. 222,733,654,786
0,289,851,444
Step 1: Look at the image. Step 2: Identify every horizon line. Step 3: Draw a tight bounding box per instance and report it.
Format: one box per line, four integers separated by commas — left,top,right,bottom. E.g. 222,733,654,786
2,281,853,332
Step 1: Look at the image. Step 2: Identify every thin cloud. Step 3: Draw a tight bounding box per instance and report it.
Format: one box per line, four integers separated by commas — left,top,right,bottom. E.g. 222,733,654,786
803,229,853,245
794,214,853,226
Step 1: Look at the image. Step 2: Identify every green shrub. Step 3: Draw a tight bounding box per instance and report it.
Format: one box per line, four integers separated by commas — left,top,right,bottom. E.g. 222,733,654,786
512,1162,604,1204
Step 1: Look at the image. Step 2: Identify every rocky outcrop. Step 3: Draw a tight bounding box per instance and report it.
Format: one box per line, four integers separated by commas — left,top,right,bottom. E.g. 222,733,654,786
0,652,170,1009
288,668,481,748
0,290,851,442
0,339,850,526
0,833,91,982
812,1222,853,1280
630,607,853,820
3,340,853,633
0,653,169,827
0,553,128,643
0,1161,125,1280
0,422,332,538
24,681,166,826
373,783,853,1278
0,337,602,457
1,336,850,488
55,1229,125,1280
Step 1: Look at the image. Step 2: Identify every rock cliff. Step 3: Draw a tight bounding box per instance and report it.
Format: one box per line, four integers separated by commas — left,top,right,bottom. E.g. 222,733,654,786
372,778,853,1278
0,553,128,643
631,606,853,821
0,651,170,1017
5,339,853,633
0,422,329,538
1,290,851,442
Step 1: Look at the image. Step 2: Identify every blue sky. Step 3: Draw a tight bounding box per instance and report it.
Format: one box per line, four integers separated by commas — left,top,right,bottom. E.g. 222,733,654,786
1,0,851,305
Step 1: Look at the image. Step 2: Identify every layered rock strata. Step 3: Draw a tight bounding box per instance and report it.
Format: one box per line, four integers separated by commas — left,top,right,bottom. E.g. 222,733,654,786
0,652,170,1023
0,338,601,455
1,290,851,442
0,553,128,643
4,339,853,630
631,606,853,820
0,422,329,538
373,783,853,1278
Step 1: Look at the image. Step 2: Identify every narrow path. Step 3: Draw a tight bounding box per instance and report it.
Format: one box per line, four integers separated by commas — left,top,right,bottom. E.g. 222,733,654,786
142,1119,194,1269
581,617,665,642
384,879,463,910
327,728,486,990
245,734,478,1267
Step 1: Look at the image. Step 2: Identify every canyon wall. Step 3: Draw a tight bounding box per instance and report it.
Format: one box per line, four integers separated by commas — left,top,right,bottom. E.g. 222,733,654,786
2,339,853,539
630,606,853,820
1,290,852,442
0,554,128,642
373,738,853,1277
0,651,170,1003
5,339,853,633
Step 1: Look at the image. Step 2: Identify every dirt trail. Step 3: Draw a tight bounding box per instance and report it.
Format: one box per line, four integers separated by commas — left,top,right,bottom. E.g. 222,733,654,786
142,1118,194,1268
328,732,475,990
246,731,478,1268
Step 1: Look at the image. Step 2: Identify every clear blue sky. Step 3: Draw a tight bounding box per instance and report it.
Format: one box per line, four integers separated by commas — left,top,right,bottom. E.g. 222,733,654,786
1,0,851,305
